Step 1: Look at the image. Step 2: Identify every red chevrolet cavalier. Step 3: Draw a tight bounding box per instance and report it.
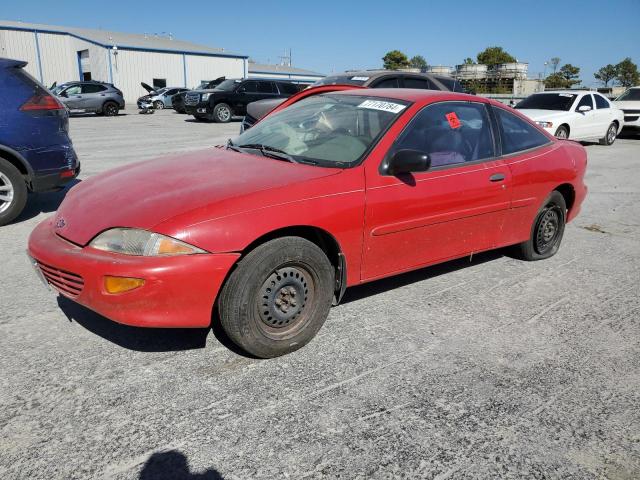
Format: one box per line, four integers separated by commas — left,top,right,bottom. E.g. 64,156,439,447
28,89,587,358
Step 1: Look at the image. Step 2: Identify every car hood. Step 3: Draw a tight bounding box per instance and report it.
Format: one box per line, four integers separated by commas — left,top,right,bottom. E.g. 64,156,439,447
53,148,341,246
515,109,572,121
613,100,640,110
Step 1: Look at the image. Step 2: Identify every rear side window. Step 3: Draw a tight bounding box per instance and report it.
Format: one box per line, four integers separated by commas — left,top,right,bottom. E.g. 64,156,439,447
257,82,276,93
576,94,593,111
81,84,106,94
403,78,432,90
437,77,459,92
392,102,495,168
594,94,610,109
494,107,549,155
372,77,400,88
277,82,299,95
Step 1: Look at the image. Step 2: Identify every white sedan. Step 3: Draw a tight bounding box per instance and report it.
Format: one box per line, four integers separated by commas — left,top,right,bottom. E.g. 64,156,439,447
613,86,640,130
516,91,624,145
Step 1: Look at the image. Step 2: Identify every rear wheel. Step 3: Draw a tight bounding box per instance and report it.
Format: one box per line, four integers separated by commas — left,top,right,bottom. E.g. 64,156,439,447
213,103,232,123
0,158,28,226
600,122,617,145
153,100,164,110
554,125,569,139
218,237,335,358
102,101,119,116
515,191,566,261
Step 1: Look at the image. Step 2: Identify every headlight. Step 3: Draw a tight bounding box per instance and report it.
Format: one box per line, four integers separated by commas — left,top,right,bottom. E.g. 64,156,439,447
89,228,206,256
201,93,211,101
536,121,553,128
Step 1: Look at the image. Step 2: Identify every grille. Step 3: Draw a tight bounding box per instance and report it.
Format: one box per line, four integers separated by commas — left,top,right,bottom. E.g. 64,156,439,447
36,260,84,298
624,115,639,122
185,93,200,106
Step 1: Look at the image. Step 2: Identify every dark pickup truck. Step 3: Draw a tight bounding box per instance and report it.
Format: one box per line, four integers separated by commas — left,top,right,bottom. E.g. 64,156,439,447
183,78,303,122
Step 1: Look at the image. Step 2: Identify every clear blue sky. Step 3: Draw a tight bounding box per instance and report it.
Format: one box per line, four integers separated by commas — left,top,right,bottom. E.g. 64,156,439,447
3,0,639,86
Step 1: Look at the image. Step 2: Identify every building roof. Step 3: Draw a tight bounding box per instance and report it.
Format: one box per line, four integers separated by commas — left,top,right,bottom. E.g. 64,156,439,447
0,20,247,58
248,62,325,77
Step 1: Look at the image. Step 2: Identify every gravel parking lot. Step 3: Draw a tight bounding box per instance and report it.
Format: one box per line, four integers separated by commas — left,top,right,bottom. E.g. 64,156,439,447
1,108,639,479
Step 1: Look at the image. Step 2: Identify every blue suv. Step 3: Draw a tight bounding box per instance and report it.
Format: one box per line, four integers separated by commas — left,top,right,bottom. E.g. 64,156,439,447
0,58,80,225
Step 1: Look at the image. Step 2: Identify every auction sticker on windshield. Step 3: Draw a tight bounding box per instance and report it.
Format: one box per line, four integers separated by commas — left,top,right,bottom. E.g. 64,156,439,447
358,100,406,114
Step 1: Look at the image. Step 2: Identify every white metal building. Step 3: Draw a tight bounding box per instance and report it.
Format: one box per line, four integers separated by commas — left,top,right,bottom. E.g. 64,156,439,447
248,62,325,84
0,20,248,102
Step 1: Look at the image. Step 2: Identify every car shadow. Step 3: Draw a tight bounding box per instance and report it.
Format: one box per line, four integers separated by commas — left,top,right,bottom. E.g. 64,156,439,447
139,450,224,479
619,129,640,140
12,179,81,224
340,249,505,305
183,118,241,123
68,112,128,118
57,296,210,352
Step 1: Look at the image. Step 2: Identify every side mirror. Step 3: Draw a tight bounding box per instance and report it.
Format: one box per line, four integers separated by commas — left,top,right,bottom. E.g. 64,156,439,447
578,105,592,112
59,91,68,98
383,149,431,176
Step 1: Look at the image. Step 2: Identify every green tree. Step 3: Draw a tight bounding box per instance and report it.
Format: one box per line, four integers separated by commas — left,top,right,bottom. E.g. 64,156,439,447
476,46,516,66
550,57,561,74
594,64,618,87
615,57,640,87
545,72,568,89
463,57,475,65
382,50,410,70
409,55,428,70
560,64,581,87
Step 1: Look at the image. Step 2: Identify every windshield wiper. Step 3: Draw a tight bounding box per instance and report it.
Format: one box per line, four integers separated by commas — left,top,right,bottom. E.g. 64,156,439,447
237,143,297,163
226,139,243,153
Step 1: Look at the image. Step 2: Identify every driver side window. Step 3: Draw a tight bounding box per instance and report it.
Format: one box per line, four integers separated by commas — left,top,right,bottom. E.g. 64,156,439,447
576,95,593,111
65,85,81,95
392,102,495,168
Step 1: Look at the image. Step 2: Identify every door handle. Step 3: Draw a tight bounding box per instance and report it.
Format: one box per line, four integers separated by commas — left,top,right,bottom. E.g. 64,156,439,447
489,173,505,182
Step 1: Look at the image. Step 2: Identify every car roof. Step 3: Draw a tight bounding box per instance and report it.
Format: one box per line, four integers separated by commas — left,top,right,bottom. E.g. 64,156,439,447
538,90,594,95
337,69,456,82
331,88,485,104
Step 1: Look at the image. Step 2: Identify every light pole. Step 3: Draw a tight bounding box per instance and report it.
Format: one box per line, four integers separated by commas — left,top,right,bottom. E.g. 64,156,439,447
543,61,548,78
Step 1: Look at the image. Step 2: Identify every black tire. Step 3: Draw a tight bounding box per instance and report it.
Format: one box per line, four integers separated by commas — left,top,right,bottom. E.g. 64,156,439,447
515,191,567,261
218,237,335,358
175,107,186,114
102,101,119,117
213,103,232,123
554,125,569,139
0,158,28,226
153,100,164,110
599,122,617,146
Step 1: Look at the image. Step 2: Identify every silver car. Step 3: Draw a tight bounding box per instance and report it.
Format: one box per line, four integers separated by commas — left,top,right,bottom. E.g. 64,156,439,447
51,81,125,116
137,83,189,110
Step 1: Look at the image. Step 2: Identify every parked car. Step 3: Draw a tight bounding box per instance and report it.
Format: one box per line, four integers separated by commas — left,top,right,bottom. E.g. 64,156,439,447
51,80,125,116
172,77,226,113
613,86,640,130
28,88,586,358
0,58,80,226
516,91,624,144
184,78,302,122
240,69,465,132
137,84,190,110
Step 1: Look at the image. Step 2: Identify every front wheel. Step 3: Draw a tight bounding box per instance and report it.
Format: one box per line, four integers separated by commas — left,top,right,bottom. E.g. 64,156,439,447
600,122,617,146
515,191,567,261
213,103,232,123
218,237,335,358
0,158,28,226
554,126,569,139
153,100,164,110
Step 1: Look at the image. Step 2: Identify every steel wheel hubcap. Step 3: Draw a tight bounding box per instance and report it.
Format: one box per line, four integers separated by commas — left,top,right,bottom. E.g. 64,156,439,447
0,172,15,214
557,129,567,139
259,266,310,328
535,207,561,254
608,126,616,143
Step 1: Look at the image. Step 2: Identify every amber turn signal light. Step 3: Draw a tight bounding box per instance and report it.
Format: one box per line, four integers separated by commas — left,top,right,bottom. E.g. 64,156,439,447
104,276,145,294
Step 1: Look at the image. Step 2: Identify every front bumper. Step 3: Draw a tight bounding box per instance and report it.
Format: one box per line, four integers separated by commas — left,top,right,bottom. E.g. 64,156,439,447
28,219,240,328
185,103,211,116
622,110,640,127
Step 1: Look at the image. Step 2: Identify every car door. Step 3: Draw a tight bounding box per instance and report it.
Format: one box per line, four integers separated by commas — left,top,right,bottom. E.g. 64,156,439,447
163,89,178,106
234,80,261,115
361,100,512,280
572,94,597,139
61,84,83,109
80,84,107,110
593,93,615,137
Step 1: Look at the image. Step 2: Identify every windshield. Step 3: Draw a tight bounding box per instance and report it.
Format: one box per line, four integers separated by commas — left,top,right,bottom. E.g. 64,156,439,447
615,89,640,101
312,75,370,87
230,94,409,167
516,93,577,111
213,79,241,91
